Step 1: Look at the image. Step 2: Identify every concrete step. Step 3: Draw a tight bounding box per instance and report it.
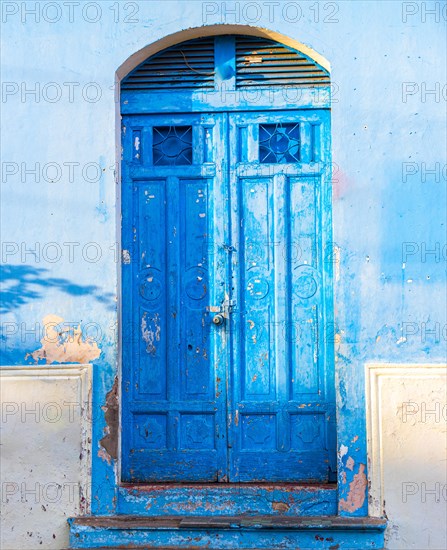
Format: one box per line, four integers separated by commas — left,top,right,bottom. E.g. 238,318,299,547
68,515,386,549
116,483,338,517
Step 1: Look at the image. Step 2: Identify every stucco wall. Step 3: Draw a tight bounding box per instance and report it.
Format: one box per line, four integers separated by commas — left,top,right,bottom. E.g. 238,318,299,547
1,365,91,549
366,363,447,549
1,1,446,548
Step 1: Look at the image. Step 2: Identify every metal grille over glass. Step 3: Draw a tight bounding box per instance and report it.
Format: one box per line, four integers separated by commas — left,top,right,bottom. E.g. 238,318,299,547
153,126,193,166
259,123,300,163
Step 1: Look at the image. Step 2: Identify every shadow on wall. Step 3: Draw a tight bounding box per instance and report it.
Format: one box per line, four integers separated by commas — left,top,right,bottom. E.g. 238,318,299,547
0,265,116,314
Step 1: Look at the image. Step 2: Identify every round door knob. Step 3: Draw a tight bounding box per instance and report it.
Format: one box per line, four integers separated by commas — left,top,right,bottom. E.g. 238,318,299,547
212,314,225,325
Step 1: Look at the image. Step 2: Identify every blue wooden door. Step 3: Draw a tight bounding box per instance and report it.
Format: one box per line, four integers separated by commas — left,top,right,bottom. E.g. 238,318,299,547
121,113,230,482
227,111,336,482
121,110,335,482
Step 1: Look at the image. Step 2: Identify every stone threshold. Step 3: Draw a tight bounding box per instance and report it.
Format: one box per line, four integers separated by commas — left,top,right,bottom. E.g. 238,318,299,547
71,514,386,530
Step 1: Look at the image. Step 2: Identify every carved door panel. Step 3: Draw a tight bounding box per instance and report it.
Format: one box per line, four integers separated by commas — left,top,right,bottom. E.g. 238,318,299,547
226,111,336,482
121,113,229,481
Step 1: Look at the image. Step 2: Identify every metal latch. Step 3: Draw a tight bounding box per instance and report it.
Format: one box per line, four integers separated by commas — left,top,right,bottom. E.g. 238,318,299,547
206,299,236,316
222,243,237,253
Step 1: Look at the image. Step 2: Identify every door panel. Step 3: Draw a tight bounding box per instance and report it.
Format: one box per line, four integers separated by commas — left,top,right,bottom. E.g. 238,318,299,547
121,114,229,482
227,111,336,482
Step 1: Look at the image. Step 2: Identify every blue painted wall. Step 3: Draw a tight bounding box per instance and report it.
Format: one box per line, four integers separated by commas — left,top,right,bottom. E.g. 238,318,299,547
1,0,446,519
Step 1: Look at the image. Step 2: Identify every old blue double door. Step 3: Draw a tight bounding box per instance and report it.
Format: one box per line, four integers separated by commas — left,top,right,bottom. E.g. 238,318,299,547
122,110,336,483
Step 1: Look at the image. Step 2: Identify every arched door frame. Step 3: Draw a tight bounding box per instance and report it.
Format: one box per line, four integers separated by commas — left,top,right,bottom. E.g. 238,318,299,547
106,25,362,519
116,25,331,82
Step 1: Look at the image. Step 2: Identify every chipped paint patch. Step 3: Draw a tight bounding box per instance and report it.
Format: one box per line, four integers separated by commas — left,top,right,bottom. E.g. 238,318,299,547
272,501,290,512
97,448,111,465
141,312,160,355
339,464,367,513
339,444,348,458
27,314,101,364
346,456,355,471
122,249,131,264
99,377,119,463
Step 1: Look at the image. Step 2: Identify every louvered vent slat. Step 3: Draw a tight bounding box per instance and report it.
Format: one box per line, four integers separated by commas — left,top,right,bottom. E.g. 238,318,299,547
236,60,319,67
122,35,330,92
238,67,326,74
122,38,215,90
235,36,329,89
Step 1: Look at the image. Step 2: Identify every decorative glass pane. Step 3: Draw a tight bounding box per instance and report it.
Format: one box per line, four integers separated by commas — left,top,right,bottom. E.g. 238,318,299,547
259,123,300,164
153,126,193,166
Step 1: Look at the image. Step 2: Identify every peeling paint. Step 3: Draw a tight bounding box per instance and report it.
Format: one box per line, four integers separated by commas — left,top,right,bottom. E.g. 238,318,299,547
26,315,101,364
339,464,367,513
272,501,290,512
339,444,348,458
99,377,119,463
97,448,112,465
122,249,131,264
141,312,160,355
